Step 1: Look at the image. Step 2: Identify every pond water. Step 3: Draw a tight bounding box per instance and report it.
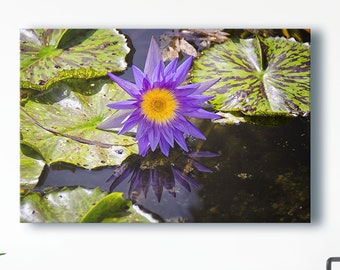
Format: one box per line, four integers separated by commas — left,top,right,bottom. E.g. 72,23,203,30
33,29,310,223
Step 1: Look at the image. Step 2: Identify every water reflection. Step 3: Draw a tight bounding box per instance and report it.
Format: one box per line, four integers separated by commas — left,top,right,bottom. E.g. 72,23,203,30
33,116,309,222
107,149,219,203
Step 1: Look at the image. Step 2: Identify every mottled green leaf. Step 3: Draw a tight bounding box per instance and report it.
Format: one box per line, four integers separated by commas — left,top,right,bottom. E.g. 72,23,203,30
191,37,310,116
20,187,107,222
20,29,130,91
81,192,151,223
20,80,138,169
21,188,151,223
20,144,45,191
80,192,130,222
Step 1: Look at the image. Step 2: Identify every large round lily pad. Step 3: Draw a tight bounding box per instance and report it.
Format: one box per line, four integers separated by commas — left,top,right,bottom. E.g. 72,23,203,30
20,81,138,169
191,36,310,116
20,29,130,91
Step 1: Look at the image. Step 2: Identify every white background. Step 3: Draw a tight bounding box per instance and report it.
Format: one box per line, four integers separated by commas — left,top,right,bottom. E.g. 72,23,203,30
1,1,339,269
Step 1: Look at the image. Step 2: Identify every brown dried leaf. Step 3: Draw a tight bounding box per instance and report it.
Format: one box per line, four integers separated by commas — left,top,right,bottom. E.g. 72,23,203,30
161,36,197,61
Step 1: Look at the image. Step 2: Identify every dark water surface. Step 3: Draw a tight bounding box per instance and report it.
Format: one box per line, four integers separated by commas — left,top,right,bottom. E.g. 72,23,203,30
34,29,310,222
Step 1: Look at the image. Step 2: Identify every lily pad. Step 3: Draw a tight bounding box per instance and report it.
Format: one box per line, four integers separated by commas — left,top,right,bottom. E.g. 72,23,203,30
190,36,310,116
20,144,45,191
20,29,130,91
20,187,107,222
20,188,150,223
20,81,138,169
81,192,151,223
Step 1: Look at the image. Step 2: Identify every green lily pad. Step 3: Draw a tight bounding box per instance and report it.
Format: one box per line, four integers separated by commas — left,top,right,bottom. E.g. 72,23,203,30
20,81,138,169
191,36,310,116
81,192,151,223
21,188,150,223
20,29,130,91
20,144,45,191
20,187,107,222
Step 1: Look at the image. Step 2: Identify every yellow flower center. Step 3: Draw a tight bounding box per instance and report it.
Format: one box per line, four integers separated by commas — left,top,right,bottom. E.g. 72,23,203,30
141,88,178,124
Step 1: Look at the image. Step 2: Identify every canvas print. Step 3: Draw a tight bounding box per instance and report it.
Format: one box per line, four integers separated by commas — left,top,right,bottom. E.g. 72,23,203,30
20,29,310,223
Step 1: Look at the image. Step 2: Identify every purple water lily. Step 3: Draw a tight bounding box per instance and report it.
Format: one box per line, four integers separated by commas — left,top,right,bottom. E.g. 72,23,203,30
98,36,220,157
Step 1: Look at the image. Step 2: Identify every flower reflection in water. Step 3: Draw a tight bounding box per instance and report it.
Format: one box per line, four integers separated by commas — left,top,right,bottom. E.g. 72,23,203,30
107,149,218,202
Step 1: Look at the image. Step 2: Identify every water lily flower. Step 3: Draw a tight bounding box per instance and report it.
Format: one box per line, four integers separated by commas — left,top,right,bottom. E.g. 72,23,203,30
98,36,220,157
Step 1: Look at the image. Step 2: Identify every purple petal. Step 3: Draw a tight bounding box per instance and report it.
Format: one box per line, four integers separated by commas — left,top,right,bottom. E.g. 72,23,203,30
163,58,178,88
105,166,120,183
97,110,133,130
151,170,163,202
180,106,201,113
188,151,220,158
138,135,150,157
174,84,200,97
164,57,178,76
122,108,142,124
183,108,221,119
171,167,191,192
119,121,137,134
109,168,134,192
172,167,200,188
175,117,206,140
128,170,142,198
193,78,221,94
180,95,214,104
151,61,165,88
136,118,149,140
118,110,141,134
191,160,212,173
107,100,138,110
108,72,139,97
132,65,147,89
173,129,188,152
142,170,151,198
161,125,174,147
144,36,164,79
159,136,170,157
142,77,152,91
148,126,161,151
192,95,215,103
173,56,193,86
164,181,176,198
